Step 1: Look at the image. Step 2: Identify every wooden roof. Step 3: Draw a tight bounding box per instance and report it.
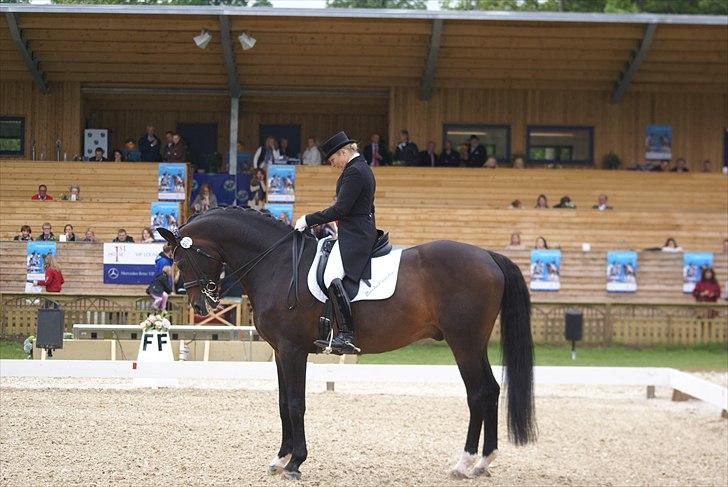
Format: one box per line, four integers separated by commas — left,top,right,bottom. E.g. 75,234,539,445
0,7,726,95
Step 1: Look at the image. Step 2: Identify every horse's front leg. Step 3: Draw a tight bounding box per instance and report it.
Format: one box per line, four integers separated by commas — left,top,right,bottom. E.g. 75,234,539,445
268,352,293,475
278,342,309,481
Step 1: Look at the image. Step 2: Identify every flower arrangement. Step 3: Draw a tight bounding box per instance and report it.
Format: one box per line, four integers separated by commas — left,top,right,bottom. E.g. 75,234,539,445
139,311,172,333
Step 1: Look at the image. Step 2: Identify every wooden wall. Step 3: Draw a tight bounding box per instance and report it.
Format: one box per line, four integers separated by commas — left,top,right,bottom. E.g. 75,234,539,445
0,81,82,159
389,87,728,172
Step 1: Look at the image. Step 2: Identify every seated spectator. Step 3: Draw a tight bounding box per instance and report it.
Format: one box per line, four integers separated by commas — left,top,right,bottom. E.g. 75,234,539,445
162,131,175,162
253,136,280,169
671,157,689,173
483,156,498,169
31,184,53,201
464,135,485,167
535,236,549,249
167,133,188,162
535,194,549,209
141,227,155,243
61,224,76,242
89,147,108,162
506,232,526,250
125,138,138,152
14,225,33,241
592,193,613,211
692,267,721,302
192,183,219,214
112,149,124,162
651,159,670,172
138,125,161,162
37,223,56,241
279,137,295,159
394,130,419,166
512,155,526,169
438,140,461,167
113,228,135,243
364,134,389,167
554,196,576,208
418,141,438,167
277,212,292,226
33,255,64,293
302,136,322,165
155,244,174,274
661,237,683,252
702,159,713,173
82,228,98,243
249,169,267,209
508,199,523,209
61,184,81,201
146,265,174,310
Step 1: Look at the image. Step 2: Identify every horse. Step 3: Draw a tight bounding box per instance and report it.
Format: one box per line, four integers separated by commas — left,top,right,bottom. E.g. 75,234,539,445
159,206,536,480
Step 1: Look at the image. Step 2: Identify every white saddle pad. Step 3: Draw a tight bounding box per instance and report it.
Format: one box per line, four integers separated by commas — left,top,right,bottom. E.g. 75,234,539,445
307,237,403,303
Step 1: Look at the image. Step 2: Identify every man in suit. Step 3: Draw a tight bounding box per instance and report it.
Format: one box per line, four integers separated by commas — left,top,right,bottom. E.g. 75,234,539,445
394,129,419,166
363,133,389,166
294,131,377,354
438,140,461,167
464,134,486,167
418,141,438,167
138,125,161,162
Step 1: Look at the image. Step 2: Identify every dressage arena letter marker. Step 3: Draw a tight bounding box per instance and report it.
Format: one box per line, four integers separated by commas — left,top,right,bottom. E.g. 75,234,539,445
134,330,177,388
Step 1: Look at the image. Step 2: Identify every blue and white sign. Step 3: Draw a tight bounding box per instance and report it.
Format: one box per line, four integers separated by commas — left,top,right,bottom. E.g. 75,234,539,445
683,252,713,293
151,201,180,239
26,241,57,292
267,165,296,203
607,251,637,292
191,173,252,207
158,163,187,200
103,242,164,284
645,125,672,160
530,249,561,291
265,203,294,226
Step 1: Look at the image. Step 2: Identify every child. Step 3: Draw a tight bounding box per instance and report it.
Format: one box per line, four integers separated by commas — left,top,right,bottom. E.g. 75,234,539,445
147,265,173,311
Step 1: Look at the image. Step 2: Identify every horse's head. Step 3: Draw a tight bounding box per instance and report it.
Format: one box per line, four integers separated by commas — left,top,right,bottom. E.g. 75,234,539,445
157,227,224,316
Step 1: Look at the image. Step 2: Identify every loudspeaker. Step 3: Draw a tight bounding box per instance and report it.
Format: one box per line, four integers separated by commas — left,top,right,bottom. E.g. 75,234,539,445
36,309,64,349
564,309,583,342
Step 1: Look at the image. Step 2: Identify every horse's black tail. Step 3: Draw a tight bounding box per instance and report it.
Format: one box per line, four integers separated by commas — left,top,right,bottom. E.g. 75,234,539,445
489,251,537,445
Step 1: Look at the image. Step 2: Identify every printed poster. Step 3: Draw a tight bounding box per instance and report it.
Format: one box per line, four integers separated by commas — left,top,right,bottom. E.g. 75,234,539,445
267,165,296,203
683,252,714,293
25,241,57,292
606,251,638,292
645,125,672,160
151,201,180,240
103,242,165,285
158,163,187,200
191,173,252,207
265,203,294,226
530,250,561,291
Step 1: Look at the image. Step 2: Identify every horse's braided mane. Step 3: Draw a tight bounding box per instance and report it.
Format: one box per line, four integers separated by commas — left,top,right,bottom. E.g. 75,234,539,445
182,205,292,232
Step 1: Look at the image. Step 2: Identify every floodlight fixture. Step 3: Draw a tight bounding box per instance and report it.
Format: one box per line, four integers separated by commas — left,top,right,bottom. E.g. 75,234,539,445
193,30,212,49
238,32,256,51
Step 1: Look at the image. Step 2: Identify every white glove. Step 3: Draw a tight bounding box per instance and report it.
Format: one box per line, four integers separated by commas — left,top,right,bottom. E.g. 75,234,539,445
294,215,308,232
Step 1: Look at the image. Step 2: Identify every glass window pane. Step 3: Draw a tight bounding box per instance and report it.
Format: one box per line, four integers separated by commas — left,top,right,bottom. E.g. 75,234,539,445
443,124,510,163
527,126,592,164
0,117,24,156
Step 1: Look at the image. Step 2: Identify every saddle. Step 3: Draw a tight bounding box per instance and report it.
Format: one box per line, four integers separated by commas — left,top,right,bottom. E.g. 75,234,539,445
316,230,391,294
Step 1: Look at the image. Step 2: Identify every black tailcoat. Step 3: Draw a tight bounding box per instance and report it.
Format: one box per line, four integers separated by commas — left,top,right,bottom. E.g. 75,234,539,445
305,155,377,282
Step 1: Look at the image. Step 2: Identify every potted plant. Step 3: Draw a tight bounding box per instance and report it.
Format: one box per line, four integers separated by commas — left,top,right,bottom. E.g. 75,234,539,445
602,151,622,170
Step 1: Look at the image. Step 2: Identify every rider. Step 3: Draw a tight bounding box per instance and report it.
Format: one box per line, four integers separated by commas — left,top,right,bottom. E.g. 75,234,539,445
294,131,377,354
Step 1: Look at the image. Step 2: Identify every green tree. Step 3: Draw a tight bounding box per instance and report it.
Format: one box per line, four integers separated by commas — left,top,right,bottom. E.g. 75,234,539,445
441,0,727,14
327,0,427,8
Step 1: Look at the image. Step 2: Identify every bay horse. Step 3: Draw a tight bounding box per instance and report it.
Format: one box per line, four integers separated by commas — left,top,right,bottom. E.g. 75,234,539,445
159,206,536,480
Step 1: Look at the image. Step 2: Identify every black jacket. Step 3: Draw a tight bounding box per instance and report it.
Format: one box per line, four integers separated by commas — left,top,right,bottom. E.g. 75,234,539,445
146,271,172,296
363,143,389,166
305,154,377,282
394,141,419,167
138,134,161,162
465,144,486,167
438,150,461,167
418,150,437,167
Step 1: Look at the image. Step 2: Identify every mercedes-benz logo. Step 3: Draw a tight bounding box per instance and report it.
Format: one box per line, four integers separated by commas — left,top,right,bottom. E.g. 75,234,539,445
107,268,120,279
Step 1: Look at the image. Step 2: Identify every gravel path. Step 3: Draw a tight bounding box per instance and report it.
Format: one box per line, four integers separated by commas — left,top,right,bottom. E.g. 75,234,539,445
1,379,726,487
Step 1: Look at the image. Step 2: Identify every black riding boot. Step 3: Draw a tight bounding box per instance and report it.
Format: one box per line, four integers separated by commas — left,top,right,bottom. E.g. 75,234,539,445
314,278,360,354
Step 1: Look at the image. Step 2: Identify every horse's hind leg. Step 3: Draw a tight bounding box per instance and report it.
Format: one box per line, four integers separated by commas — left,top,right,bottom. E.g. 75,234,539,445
472,359,500,477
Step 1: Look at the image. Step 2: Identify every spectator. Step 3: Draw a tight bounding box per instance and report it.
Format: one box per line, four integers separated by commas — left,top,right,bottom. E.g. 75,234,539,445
141,227,155,243
61,224,76,242
155,244,174,274
671,157,689,173
483,156,497,169
651,159,670,172
37,223,56,241
82,228,98,243
162,131,175,162
692,267,721,302
301,136,322,165
277,211,292,226
279,137,295,159
464,135,485,167
592,194,613,211
702,160,713,173
512,155,526,169
506,232,526,250
661,237,683,252
138,125,161,162
508,199,523,209
166,133,188,163
33,254,64,293
438,140,461,167
535,236,549,249
13,225,33,241
554,196,576,209
364,134,389,167
147,265,174,311
61,184,81,201
253,136,280,169
89,147,108,162
113,229,135,243
31,184,53,201
112,149,124,162
191,183,218,214
535,194,549,209
394,130,419,166
249,169,267,209
418,141,438,167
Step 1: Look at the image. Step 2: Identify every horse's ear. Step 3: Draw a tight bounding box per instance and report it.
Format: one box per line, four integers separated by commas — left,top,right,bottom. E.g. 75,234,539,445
157,227,178,245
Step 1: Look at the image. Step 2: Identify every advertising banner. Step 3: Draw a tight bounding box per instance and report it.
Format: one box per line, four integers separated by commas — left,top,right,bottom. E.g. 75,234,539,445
530,249,561,291
267,165,296,203
606,251,638,292
265,203,294,226
25,241,57,292
151,201,180,239
645,125,672,160
157,163,187,200
683,252,714,293
103,242,164,285
190,173,252,207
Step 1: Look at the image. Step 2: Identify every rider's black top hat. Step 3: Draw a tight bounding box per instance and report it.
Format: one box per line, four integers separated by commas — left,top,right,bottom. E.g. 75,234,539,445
320,131,356,162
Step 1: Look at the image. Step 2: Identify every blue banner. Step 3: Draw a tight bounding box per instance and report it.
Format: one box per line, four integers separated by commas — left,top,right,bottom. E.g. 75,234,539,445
683,252,713,293
267,165,296,203
530,249,561,291
265,203,294,226
158,163,187,200
191,173,252,207
645,125,672,160
26,241,57,291
607,251,638,292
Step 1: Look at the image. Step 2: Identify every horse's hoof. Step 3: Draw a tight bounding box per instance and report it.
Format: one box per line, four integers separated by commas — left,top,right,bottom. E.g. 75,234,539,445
449,468,471,479
470,466,491,477
268,465,282,475
282,469,301,481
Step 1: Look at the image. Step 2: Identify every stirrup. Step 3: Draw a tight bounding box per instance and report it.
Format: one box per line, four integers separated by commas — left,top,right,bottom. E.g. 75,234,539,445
343,339,361,354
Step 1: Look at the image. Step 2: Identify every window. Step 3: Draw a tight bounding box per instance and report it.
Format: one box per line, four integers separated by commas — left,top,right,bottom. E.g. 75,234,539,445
0,117,25,156
443,124,510,163
526,125,593,165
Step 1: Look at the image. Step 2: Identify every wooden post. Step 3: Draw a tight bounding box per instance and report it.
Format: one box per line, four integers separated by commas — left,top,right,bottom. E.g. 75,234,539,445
646,385,655,399
326,381,335,392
